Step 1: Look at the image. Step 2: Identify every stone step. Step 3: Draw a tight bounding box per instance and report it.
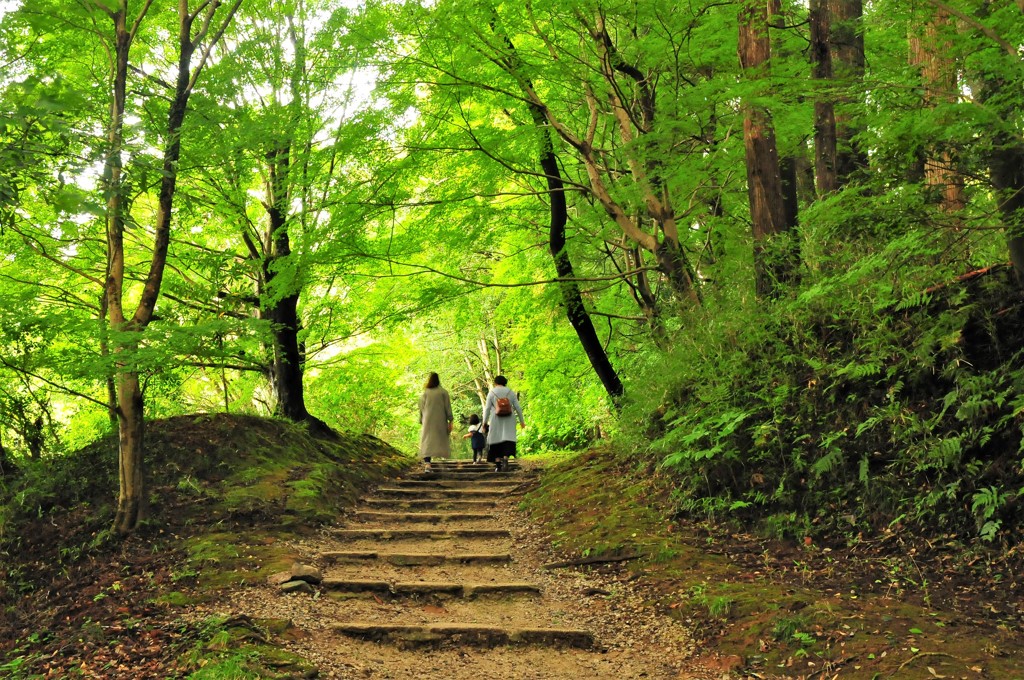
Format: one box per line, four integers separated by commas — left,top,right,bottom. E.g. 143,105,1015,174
361,498,498,510
374,488,508,498
426,460,521,468
331,528,511,540
332,622,595,649
330,536,513,554
321,579,541,598
416,472,521,481
392,479,520,489
352,511,495,523
320,551,512,566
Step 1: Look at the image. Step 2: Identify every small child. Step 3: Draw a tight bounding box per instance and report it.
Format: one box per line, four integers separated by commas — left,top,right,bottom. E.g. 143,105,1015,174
462,414,487,463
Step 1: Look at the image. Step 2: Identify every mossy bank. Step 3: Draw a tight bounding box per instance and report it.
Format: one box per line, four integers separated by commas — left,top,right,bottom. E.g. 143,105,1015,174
0,414,410,678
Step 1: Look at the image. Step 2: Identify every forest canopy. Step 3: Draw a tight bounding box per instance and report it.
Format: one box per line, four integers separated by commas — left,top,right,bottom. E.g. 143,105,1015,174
1,0,1023,542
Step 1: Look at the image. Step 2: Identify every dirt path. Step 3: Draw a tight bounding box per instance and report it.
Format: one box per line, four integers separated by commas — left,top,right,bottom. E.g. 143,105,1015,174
212,459,721,679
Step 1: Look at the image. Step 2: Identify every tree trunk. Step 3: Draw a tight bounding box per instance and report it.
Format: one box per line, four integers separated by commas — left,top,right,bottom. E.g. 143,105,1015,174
264,144,311,422
810,0,839,195
268,291,308,421
991,140,1024,282
112,371,145,535
968,10,1024,283
496,19,625,400
589,13,701,305
830,0,867,181
615,240,663,339
534,114,624,401
111,14,195,534
909,8,965,214
105,0,242,534
103,4,138,535
0,438,12,477
811,0,867,195
738,0,798,298
463,353,488,410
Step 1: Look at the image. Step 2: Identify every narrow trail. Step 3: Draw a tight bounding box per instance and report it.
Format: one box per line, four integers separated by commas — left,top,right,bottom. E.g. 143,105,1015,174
215,459,722,679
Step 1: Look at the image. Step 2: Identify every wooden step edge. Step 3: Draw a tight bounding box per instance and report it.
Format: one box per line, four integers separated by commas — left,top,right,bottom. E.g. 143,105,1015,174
395,480,522,487
320,580,540,598
412,474,522,481
374,488,508,497
320,551,513,565
361,500,499,509
332,622,596,649
353,512,495,521
330,528,511,539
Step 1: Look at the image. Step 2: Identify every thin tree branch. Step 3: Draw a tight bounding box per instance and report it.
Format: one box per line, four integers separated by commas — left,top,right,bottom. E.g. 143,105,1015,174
0,357,110,410
927,0,1018,56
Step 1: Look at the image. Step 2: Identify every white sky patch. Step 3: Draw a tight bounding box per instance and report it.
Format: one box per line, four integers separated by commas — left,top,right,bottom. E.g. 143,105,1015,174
0,0,20,18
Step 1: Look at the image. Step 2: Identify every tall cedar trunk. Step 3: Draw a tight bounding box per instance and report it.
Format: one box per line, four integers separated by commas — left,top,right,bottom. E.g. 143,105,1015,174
991,139,1024,282
534,114,624,401
810,0,839,194
979,66,1024,281
909,8,965,214
265,144,310,422
738,0,798,298
811,0,866,194
830,0,867,180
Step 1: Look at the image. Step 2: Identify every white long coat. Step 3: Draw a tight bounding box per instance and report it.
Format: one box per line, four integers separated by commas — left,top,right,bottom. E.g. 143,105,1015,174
482,385,524,444
418,387,453,458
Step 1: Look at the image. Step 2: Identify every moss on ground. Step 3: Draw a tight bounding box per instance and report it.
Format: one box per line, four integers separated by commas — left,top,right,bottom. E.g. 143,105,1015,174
0,413,412,678
523,448,1024,678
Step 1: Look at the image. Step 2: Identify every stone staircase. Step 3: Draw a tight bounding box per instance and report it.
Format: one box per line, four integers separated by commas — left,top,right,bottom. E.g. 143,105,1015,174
321,458,597,650
231,458,702,678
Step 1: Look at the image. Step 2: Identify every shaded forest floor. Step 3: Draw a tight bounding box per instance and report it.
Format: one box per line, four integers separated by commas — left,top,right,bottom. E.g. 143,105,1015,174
0,416,1021,678
527,449,1024,678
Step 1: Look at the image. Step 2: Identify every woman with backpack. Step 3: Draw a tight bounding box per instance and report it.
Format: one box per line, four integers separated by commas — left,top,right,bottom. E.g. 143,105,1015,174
481,375,524,472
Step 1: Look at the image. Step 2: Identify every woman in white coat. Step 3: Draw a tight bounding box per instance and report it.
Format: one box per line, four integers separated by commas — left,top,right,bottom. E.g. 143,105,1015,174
482,375,524,472
418,372,453,472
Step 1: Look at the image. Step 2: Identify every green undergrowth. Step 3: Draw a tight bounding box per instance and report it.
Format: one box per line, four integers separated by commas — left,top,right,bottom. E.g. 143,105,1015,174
631,262,1024,545
524,448,1024,678
179,615,316,680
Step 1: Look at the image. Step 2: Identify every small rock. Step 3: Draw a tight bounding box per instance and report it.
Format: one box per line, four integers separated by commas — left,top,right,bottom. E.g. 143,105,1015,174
290,562,323,585
281,580,315,594
268,571,294,586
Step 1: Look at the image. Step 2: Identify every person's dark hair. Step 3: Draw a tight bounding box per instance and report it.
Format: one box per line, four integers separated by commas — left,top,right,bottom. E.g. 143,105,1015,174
494,375,508,386
469,414,480,425
425,372,440,389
